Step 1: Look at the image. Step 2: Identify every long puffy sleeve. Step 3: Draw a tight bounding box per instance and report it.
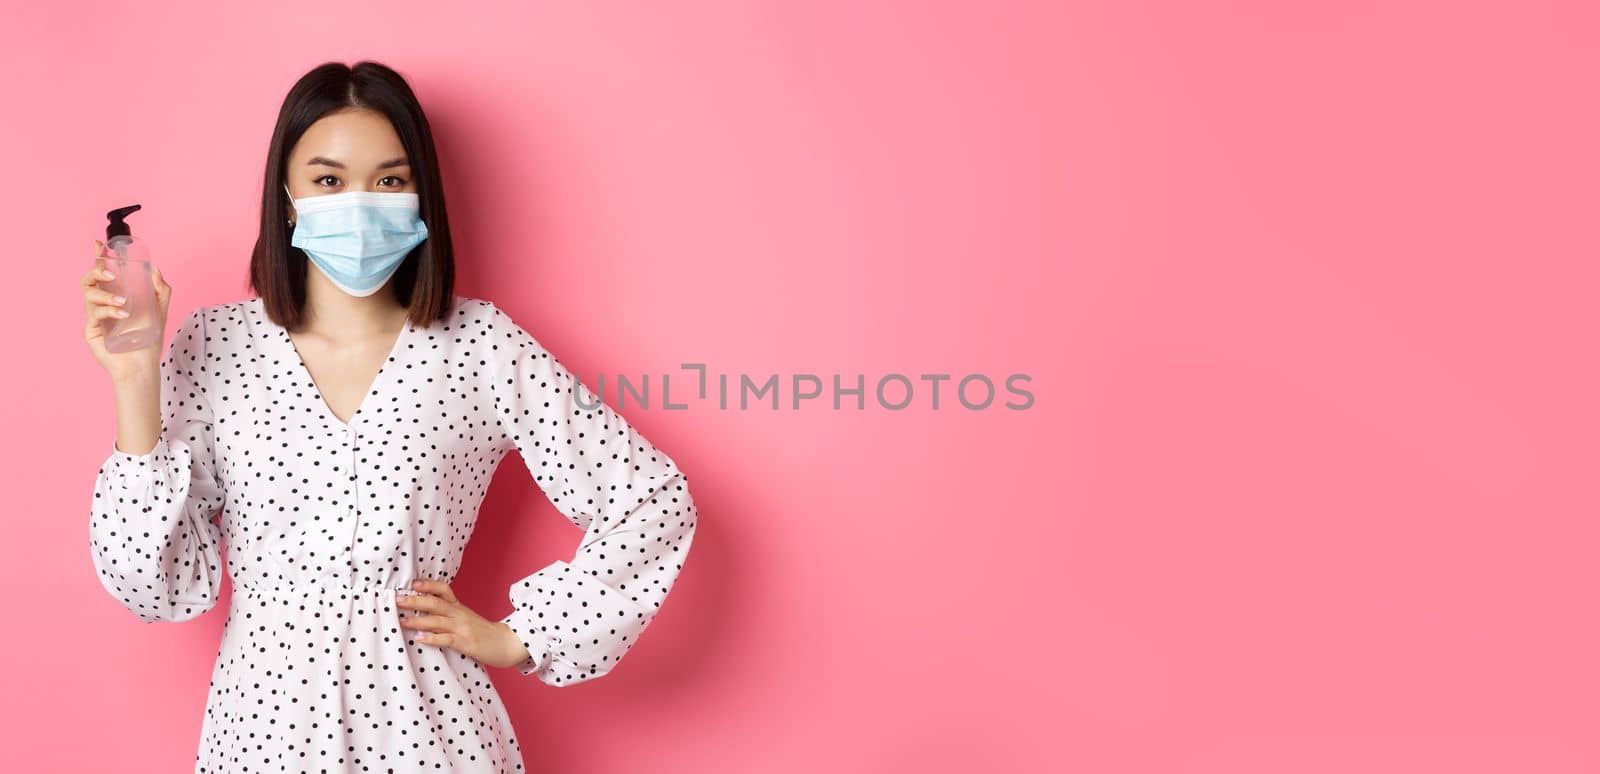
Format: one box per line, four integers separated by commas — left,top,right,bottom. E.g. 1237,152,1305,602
486,302,698,687
88,307,227,624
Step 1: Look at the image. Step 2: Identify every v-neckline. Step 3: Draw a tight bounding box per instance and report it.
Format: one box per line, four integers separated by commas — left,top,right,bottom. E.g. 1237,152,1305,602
256,297,414,432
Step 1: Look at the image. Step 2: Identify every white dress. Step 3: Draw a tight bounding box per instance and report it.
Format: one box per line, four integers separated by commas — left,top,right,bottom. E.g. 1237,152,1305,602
88,295,698,772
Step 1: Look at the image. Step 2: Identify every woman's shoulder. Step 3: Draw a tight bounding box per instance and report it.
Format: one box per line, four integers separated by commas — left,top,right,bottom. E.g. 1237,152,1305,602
182,298,252,329
449,293,497,320
441,294,513,336
455,294,524,329
459,296,547,354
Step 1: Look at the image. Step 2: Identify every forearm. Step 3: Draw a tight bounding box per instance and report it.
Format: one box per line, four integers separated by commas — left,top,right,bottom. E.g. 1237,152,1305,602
111,369,161,456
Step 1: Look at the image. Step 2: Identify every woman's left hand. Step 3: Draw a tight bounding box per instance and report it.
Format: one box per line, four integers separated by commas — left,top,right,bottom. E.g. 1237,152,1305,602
397,579,531,669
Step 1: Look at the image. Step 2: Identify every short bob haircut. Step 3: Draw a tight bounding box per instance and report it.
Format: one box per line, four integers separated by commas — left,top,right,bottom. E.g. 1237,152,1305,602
250,60,455,330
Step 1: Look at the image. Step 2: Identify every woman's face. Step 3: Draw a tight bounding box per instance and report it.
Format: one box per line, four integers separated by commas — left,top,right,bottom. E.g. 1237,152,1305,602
285,108,416,208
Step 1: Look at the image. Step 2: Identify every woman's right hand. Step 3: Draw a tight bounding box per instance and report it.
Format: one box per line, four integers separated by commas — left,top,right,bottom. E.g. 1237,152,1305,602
82,238,172,383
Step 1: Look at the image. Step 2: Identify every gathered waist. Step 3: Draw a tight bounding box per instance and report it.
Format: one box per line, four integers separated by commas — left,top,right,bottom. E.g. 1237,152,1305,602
231,576,429,607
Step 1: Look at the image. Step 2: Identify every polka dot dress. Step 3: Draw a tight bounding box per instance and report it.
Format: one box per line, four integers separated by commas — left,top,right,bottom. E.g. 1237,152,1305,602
88,295,698,772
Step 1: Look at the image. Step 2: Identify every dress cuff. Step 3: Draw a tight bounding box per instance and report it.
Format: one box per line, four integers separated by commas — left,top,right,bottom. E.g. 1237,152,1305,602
110,435,166,460
500,609,562,676
104,436,170,479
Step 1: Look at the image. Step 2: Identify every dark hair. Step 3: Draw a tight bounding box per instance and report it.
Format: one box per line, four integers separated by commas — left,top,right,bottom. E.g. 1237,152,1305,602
250,60,455,330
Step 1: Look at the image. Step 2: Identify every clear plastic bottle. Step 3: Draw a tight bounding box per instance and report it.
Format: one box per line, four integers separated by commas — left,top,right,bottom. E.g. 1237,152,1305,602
97,204,160,353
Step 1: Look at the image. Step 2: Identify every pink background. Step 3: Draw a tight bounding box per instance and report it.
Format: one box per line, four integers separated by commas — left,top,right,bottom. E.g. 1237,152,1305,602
3,1,1597,771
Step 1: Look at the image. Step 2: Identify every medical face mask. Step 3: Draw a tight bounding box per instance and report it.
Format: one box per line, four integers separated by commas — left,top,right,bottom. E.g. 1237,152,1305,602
284,183,430,297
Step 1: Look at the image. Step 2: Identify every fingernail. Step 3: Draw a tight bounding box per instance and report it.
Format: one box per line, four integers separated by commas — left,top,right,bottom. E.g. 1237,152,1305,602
116,309,129,317
113,295,126,304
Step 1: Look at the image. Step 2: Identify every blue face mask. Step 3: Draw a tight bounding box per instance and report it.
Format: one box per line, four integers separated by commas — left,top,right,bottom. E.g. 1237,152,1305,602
285,183,430,297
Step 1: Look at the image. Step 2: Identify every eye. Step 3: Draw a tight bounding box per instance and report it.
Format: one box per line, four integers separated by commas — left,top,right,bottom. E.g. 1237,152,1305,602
379,176,407,188
314,175,341,187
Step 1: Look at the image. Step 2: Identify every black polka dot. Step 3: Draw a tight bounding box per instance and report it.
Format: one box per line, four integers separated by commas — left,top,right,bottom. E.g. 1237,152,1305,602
88,295,699,771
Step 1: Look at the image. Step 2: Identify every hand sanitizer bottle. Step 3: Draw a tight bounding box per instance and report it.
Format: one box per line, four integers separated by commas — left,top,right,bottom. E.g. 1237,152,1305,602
98,204,160,353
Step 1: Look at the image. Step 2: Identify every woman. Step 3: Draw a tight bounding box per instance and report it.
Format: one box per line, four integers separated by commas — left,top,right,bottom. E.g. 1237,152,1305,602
80,60,698,772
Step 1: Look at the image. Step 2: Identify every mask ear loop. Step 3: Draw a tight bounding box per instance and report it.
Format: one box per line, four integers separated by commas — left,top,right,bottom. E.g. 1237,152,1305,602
283,183,296,227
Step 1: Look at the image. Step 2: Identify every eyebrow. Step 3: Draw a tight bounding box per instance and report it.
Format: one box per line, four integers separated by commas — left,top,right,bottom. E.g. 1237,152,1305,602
305,156,411,170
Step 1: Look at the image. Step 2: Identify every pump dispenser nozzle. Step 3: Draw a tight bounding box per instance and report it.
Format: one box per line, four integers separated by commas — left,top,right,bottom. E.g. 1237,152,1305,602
106,204,141,240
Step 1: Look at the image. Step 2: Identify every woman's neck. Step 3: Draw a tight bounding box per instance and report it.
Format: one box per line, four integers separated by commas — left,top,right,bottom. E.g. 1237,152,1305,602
300,272,408,339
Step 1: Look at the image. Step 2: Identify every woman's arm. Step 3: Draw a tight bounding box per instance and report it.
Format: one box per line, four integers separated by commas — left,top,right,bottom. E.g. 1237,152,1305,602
486,302,698,687
88,308,227,623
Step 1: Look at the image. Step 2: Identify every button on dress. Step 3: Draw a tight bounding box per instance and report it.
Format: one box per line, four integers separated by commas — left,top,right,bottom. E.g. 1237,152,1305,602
88,295,698,773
